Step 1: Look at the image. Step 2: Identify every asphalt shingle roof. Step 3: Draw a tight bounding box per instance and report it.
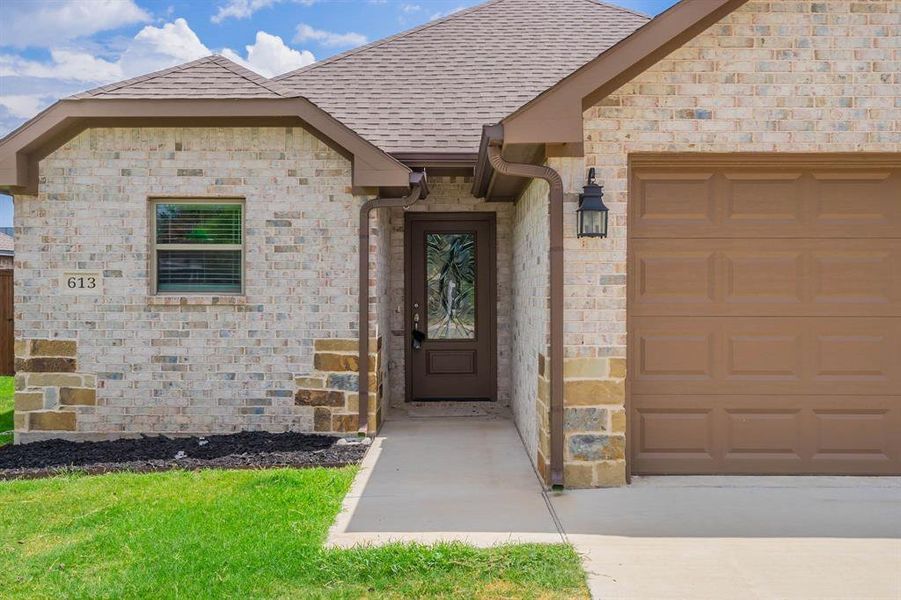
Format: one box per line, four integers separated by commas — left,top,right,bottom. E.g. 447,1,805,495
70,55,287,99
63,0,648,154
274,0,649,153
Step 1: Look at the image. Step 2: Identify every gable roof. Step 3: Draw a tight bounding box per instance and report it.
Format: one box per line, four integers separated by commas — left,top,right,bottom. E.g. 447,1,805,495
69,55,288,100
275,0,649,154
499,0,750,145
0,56,412,193
473,0,751,199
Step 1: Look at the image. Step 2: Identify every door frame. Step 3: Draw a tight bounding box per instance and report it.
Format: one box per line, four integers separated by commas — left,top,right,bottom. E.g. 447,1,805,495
404,212,498,403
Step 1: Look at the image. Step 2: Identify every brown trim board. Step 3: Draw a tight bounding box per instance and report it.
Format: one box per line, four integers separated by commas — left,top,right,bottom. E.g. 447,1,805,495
630,152,901,170
0,98,411,194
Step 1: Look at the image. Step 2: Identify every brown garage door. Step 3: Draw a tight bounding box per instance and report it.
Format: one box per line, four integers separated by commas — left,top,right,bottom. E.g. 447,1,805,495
628,154,901,475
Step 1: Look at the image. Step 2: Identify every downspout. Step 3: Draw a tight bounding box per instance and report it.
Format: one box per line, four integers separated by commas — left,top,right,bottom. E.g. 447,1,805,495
358,172,427,434
486,142,565,489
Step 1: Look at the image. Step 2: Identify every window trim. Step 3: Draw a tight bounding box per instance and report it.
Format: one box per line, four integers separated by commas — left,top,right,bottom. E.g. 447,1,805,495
149,197,246,296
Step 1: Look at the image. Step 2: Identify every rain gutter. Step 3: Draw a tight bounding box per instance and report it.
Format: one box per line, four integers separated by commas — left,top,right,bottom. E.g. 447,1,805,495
482,125,565,489
358,172,428,433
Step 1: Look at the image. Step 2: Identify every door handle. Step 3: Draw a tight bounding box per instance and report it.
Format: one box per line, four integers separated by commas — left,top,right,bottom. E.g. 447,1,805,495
411,303,425,350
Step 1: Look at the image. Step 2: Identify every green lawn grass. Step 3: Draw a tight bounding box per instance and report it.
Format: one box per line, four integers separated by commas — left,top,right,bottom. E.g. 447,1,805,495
0,467,588,599
0,376,13,445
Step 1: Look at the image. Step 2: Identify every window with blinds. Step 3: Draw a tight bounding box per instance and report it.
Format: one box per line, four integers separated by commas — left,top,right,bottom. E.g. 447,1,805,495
152,201,243,294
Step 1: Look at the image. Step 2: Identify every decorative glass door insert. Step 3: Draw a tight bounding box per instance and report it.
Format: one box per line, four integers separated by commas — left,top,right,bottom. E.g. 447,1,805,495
426,233,476,339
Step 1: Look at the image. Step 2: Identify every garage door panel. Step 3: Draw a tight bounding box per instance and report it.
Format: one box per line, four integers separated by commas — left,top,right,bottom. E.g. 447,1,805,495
634,171,716,227
636,409,713,456
631,168,901,238
725,250,804,306
636,250,716,305
632,395,901,475
813,409,894,459
811,249,897,307
631,317,900,396
723,172,804,224
630,239,901,317
811,171,898,229
724,409,803,457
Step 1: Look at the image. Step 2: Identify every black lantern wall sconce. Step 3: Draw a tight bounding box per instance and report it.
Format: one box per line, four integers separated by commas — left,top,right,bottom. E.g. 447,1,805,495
577,167,609,238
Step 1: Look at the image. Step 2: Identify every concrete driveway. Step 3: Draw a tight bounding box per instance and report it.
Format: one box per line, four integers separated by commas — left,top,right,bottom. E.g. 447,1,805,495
329,415,901,599
553,477,901,599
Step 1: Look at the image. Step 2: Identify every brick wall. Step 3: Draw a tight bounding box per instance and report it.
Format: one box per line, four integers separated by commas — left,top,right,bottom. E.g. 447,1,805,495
14,126,372,440
511,178,549,470
568,0,900,486
374,206,393,423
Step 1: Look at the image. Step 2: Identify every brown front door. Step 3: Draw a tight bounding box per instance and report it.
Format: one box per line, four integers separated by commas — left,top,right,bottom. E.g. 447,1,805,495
628,154,901,475
406,213,497,402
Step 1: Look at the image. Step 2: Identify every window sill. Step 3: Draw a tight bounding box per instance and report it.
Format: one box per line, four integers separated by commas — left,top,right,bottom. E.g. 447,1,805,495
146,295,247,307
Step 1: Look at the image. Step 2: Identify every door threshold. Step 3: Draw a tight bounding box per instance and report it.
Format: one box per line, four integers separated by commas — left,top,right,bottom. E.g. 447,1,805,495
399,401,511,419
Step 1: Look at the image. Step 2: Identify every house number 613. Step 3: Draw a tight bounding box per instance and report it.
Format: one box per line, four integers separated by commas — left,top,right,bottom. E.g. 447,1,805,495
61,271,102,295
68,276,96,289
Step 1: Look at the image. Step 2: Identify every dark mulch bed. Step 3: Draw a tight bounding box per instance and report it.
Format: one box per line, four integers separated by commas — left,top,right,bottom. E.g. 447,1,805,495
0,431,368,480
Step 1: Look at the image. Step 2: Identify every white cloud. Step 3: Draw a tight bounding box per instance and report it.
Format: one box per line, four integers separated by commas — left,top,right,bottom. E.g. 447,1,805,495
0,50,122,83
212,0,280,23
221,32,315,77
401,4,422,12
293,24,367,49
0,19,209,86
2,0,150,48
430,6,466,20
0,17,319,135
0,95,58,119
211,0,316,23
118,18,211,77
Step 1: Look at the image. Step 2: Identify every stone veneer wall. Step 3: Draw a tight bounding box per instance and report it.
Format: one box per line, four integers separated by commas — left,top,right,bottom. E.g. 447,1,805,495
14,126,379,440
387,177,514,408
14,339,96,437
569,0,900,486
294,337,383,433
511,178,549,471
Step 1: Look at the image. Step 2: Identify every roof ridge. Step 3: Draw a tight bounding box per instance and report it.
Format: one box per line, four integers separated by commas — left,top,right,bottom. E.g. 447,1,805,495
207,54,292,97
272,0,508,81
70,55,219,99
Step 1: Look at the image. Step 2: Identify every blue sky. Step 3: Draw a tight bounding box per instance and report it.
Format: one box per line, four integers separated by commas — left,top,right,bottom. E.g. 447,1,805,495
0,0,679,227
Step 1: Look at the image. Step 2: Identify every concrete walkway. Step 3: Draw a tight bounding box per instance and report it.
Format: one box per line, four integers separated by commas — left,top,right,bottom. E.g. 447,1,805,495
328,416,901,599
328,415,562,547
